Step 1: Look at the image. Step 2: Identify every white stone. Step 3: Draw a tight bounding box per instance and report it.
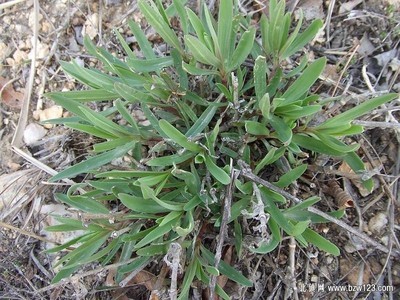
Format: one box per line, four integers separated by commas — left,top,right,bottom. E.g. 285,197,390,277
23,123,47,145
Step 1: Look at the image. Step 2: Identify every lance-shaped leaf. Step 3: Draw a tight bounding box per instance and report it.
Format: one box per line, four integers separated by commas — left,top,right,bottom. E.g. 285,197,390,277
316,93,398,130
279,57,326,106
127,57,174,73
270,115,292,146
139,0,183,52
274,164,307,188
254,56,267,100
302,228,340,256
50,141,136,182
184,35,221,67
217,0,233,60
159,119,202,152
199,154,231,185
228,27,256,71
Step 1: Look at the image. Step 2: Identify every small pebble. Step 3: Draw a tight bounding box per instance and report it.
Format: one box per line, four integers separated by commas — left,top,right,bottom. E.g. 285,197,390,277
23,123,47,145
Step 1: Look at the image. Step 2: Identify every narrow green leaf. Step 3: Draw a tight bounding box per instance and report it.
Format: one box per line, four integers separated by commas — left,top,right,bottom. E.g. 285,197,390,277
204,155,231,185
118,256,150,274
134,220,177,249
146,151,196,167
275,104,321,119
285,196,320,213
254,147,285,175
343,151,374,191
175,209,195,236
274,164,307,188
250,218,281,254
186,8,206,44
139,0,183,52
50,141,136,182
52,231,110,283
258,93,271,120
270,115,292,146
65,123,116,139
217,0,233,60
79,106,133,137
119,193,171,213
280,57,326,106
177,258,198,300
173,0,189,35
292,134,344,156
291,220,311,236
282,19,323,59
314,132,360,153
317,93,398,130
245,121,270,136
302,228,340,256
184,35,220,67
201,246,253,287
260,186,286,204
254,56,267,100
55,193,109,214
115,99,140,133
171,49,188,89
264,195,294,234
96,170,168,178
202,3,220,58
159,119,201,152
46,89,118,102
114,82,153,104
228,27,256,71
182,62,219,76
140,184,184,211
127,56,174,73
114,29,136,59
136,243,169,256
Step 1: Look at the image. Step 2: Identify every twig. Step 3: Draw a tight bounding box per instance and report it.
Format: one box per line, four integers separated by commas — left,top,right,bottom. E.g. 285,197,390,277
332,44,360,96
353,120,400,130
238,160,301,204
0,221,58,245
0,0,26,10
11,0,39,147
324,0,336,49
288,237,299,300
30,249,52,280
307,207,398,257
119,259,149,288
237,160,400,257
164,243,182,300
209,160,238,300
362,64,376,93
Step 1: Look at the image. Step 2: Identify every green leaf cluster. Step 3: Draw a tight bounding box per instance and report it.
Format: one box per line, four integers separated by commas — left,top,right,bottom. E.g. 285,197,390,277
44,0,398,295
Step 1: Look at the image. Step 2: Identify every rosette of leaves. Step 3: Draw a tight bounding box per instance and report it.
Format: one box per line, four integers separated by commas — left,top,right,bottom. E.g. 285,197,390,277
44,0,398,297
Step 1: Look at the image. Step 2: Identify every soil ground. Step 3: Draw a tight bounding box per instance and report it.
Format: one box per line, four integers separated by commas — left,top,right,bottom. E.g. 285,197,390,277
0,0,399,299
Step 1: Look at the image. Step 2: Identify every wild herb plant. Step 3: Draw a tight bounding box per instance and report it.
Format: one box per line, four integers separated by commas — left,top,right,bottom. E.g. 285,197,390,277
44,0,397,297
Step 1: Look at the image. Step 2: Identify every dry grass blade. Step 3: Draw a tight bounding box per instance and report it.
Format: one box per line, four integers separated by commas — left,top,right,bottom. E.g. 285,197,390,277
11,0,39,147
0,0,26,10
209,161,238,300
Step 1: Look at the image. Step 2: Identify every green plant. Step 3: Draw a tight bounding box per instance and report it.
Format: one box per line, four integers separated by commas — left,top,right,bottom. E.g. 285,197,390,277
44,0,397,297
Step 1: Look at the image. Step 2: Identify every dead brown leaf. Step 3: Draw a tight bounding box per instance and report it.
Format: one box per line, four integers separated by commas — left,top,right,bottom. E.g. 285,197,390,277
0,77,24,109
